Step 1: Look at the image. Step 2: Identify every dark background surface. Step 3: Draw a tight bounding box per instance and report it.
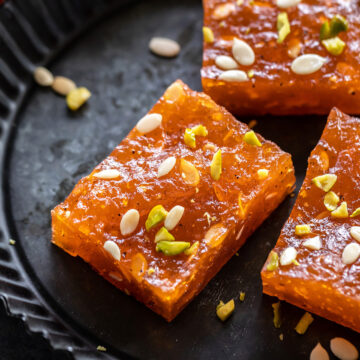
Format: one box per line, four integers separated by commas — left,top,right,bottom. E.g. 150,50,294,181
1,0,360,359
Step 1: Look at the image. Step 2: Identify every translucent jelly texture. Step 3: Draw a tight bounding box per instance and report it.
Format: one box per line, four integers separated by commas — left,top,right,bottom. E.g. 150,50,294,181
262,108,360,333
202,0,360,115
52,80,295,321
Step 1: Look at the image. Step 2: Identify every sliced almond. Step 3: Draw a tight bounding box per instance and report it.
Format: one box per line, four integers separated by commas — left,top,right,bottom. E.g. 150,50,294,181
149,37,180,58
164,205,184,230
219,70,248,82
215,55,238,70
291,54,327,75
342,243,360,265
276,0,301,8
204,223,229,248
158,157,176,178
303,236,322,250
52,76,76,96
280,247,297,266
310,343,329,360
212,3,236,19
180,159,200,186
34,66,54,86
330,337,358,360
130,253,148,279
232,38,255,66
350,226,360,243
93,169,121,179
103,240,121,261
120,209,140,236
136,113,162,134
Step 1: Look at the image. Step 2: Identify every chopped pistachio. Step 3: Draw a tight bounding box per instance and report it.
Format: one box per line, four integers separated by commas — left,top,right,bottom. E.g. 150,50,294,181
292,259,300,266
331,201,348,218
9,239,16,245
350,207,360,218
145,205,168,231
322,36,346,56
147,267,155,275
267,251,279,271
216,299,235,321
324,191,340,211
277,12,291,44
216,300,225,311
247,69,254,78
155,227,175,242
257,169,269,180
184,241,199,256
272,302,281,328
295,312,314,334
239,292,246,302
97,346,107,352
66,87,91,111
320,14,348,40
244,130,262,147
203,26,214,43
295,224,311,236
312,173,337,192
211,149,222,181
156,241,190,256
184,125,208,148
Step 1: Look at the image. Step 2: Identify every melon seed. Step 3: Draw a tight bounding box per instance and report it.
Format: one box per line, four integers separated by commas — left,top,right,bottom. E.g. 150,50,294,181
52,76,76,96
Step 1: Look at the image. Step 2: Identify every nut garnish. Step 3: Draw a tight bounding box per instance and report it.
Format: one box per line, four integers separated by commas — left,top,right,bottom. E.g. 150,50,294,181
67,87,91,111
322,37,346,56
320,15,348,40
155,227,175,242
212,3,236,20
350,226,360,243
276,0,300,9
295,224,311,236
136,113,162,134
157,157,176,178
216,299,235,321
184,125,208,148
342,243,360,265
120,209,140,236
184,241,199,256
145,205,168,231
330,338,358,360
295,312,314,334
303,236,322,250
244,130,262,146
52,76,76,96
203,26,214,43
324,191,339,211
272,302,281,328
312,174,337,192
103,240,121,261
97,346,107,352
239,292,246,302
180,159,200,186
156,241,190,256
267,251,279,271
34,66,54,86
291,54,327,75
277,12,291,44
164,205,184,230
257,169,269,180
280,246,297,266
93,169,121,179
331,201,348,218
350,208,360,218
232,38,255,66
310,343,329,360
210,149,222,181
149,37,180,58
215,55,238,70
219,70,248,82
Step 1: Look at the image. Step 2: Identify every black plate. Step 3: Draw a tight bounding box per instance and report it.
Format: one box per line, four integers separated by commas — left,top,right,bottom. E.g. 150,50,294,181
1,0,360,359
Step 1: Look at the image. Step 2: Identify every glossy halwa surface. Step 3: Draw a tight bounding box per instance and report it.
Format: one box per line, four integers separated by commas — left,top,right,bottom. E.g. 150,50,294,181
52,80,295,321
262,108,360,333
202,0,360,115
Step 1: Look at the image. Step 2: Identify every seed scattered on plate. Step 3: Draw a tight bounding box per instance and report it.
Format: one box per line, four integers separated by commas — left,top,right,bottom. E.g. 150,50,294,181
120,209,140,236
350,226,360,243
232,38,255,66
97,345,107,352
165,205,185,230
219,70,248,82
291,54,327,75
342,243,360,265
158,156,176,178
149,37,180,58
215,55,238,70
330,337,358,360
52,76,76,96
136,113,162,134
310,343,329,360
34,66,54,86
93,169,121,179
103,240,121,261
280,246,297,266
9,239,16,245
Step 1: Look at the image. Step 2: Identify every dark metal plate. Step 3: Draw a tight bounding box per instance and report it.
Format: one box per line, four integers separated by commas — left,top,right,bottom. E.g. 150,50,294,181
0,0,359,359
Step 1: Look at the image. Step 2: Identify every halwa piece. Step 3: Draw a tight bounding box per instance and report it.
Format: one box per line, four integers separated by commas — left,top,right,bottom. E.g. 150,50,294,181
52,80,295,321
262,108,360,333
201,0,360,115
